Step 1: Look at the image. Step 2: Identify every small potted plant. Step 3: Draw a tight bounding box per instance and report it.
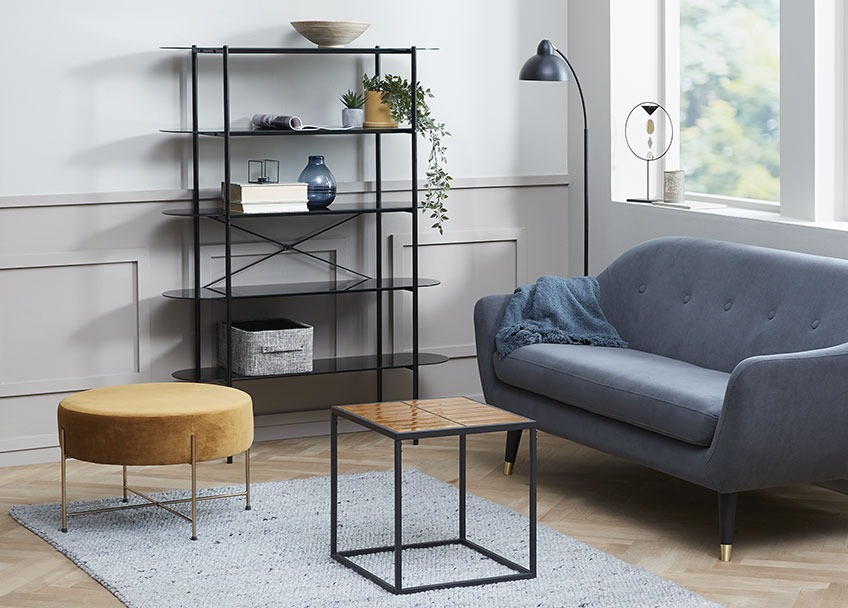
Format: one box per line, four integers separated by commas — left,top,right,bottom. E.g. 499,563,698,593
363,73,451,234
340,89,365,128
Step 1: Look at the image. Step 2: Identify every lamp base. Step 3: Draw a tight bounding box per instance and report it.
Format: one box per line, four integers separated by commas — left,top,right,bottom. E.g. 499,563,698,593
626,197,660,203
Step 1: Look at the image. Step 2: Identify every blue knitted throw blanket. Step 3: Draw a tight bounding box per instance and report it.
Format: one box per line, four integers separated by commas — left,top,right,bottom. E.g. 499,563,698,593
495,275,628,358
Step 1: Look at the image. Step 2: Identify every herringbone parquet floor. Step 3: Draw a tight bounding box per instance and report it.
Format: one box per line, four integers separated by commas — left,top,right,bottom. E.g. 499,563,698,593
2,431,847,607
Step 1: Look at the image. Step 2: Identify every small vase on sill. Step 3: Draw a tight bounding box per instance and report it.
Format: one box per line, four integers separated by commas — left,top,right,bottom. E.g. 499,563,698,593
298,155,336,208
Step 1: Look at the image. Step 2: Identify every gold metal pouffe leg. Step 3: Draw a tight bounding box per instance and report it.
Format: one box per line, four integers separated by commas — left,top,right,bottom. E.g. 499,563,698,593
190,434,197,541
59,432,249,539
503,461,514,476
60,428,68,533
244,448,252,511
720,543,733,562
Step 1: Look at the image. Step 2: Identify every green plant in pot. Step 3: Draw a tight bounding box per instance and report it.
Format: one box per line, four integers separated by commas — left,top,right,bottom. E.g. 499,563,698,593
339,89,365,128
363,73,451,234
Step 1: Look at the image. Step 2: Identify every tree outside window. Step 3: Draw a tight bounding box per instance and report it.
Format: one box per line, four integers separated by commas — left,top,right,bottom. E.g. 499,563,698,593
680,0,780,201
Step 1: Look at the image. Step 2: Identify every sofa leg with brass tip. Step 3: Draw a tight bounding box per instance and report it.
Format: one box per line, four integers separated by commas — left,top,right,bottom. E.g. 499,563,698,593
503,430,522,476
718,492,738,562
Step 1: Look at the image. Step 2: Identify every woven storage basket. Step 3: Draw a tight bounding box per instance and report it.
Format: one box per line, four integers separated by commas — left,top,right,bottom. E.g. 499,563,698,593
218,319,313,376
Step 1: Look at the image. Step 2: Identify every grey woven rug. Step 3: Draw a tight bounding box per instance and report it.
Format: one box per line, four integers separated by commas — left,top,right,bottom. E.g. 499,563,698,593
11,470,720,608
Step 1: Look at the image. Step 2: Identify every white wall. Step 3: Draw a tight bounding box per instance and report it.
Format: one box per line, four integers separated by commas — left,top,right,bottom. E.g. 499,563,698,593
0,1,569,465
0,0,566,196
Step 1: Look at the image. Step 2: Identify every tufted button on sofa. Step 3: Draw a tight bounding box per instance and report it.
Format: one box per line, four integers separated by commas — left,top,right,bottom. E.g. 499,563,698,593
474,236,848,562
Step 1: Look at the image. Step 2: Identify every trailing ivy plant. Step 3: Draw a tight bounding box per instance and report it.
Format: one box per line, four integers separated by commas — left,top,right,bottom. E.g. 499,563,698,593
363,73,451,234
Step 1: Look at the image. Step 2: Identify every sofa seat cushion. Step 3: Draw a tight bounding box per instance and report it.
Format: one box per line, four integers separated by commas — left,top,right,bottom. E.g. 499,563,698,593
494,344,730,446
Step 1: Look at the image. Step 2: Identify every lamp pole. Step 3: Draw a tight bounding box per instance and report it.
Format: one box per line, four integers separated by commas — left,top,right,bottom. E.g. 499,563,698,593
519,40,589,276
552,47,589,277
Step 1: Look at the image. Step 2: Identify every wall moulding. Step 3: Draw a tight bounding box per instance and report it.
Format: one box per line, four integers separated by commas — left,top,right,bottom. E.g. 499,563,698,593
0,175,570,210
0,249,151,398
390,228,528,359
0,189,215,210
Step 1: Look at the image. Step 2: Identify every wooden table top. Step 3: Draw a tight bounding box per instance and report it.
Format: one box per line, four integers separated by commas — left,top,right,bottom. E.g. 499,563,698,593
336,397,533,437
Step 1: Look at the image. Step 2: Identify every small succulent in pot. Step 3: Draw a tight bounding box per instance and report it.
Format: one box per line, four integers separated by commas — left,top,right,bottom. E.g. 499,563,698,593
340,89,365,128
340,89,366,109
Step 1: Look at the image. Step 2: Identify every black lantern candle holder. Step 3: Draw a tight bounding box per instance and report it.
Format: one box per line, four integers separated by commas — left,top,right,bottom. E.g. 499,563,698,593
248,159,280,184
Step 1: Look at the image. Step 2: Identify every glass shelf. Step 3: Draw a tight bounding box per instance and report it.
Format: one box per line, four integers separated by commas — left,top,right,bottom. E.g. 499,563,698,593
163,200,417,218
160,127,414,137
163,277,440,300
161,46,436,55
172,352,449,382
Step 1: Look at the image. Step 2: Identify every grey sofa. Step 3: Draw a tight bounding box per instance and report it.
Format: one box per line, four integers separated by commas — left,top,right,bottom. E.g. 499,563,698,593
474,236,848,561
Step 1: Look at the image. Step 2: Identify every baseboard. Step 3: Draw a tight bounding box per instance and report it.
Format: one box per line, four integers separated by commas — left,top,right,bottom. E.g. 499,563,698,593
0,433,56,453
252,398,489,443
0,446,61,467
253,410,362,443
0,412,354,468
0,397,496,467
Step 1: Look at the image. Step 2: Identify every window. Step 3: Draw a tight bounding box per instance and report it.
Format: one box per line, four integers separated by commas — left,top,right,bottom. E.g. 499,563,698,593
611,0,841,219
678,0,780,202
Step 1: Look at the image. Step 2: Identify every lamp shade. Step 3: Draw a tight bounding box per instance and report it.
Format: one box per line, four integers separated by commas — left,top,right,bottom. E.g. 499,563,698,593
519,40,570,82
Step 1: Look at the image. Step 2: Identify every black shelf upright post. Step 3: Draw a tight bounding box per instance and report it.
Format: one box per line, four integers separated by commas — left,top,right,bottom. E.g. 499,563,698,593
374,48,384,402
223,45,234,387
410,47,420,400
191,46,202,379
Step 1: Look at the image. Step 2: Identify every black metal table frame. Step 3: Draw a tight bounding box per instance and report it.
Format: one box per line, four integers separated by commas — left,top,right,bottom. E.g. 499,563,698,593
330,405,537,595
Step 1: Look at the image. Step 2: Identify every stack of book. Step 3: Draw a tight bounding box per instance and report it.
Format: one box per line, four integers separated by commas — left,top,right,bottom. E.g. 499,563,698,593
224,182,309,213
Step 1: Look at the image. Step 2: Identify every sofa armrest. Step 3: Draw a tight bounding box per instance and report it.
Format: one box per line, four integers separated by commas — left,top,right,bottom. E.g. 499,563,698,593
474,294,511,403
705,342,848,491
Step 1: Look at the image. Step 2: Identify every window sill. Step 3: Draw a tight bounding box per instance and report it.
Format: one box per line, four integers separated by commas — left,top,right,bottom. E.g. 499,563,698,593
612,199,848,235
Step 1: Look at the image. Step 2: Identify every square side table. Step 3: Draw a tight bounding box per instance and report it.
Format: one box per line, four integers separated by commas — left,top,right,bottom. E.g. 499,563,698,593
330,397,537,594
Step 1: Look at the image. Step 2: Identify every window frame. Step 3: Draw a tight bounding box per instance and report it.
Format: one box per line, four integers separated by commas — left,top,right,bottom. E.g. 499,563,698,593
661,0,845,221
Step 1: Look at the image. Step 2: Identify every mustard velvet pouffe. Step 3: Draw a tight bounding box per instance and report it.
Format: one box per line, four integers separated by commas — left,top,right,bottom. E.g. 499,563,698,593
57,382,254,540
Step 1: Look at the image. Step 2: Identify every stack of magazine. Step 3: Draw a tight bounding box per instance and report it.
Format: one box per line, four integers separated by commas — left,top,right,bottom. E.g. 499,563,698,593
223,182,309,213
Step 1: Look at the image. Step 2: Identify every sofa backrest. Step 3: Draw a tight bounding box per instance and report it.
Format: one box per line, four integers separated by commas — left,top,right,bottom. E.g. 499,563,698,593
596,236,848,372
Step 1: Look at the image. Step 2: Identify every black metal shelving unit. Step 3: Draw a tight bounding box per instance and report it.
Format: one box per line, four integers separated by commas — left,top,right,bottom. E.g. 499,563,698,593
162,44,446,399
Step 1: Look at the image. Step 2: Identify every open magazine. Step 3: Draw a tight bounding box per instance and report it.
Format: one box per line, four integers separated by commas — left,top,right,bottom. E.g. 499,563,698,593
251,114,352,131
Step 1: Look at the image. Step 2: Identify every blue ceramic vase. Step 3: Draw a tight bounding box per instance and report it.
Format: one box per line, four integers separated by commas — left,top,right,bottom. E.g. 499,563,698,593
297,155,336,208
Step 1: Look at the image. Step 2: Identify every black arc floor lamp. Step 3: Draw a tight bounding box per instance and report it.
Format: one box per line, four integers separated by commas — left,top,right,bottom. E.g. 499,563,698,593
519,40,589,276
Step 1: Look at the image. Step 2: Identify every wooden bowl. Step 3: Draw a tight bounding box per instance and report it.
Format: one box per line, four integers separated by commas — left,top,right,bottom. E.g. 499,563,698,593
290,20,371,48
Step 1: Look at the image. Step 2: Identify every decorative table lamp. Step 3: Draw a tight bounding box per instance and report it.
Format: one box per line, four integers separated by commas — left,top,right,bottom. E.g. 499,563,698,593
624,102,673,203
